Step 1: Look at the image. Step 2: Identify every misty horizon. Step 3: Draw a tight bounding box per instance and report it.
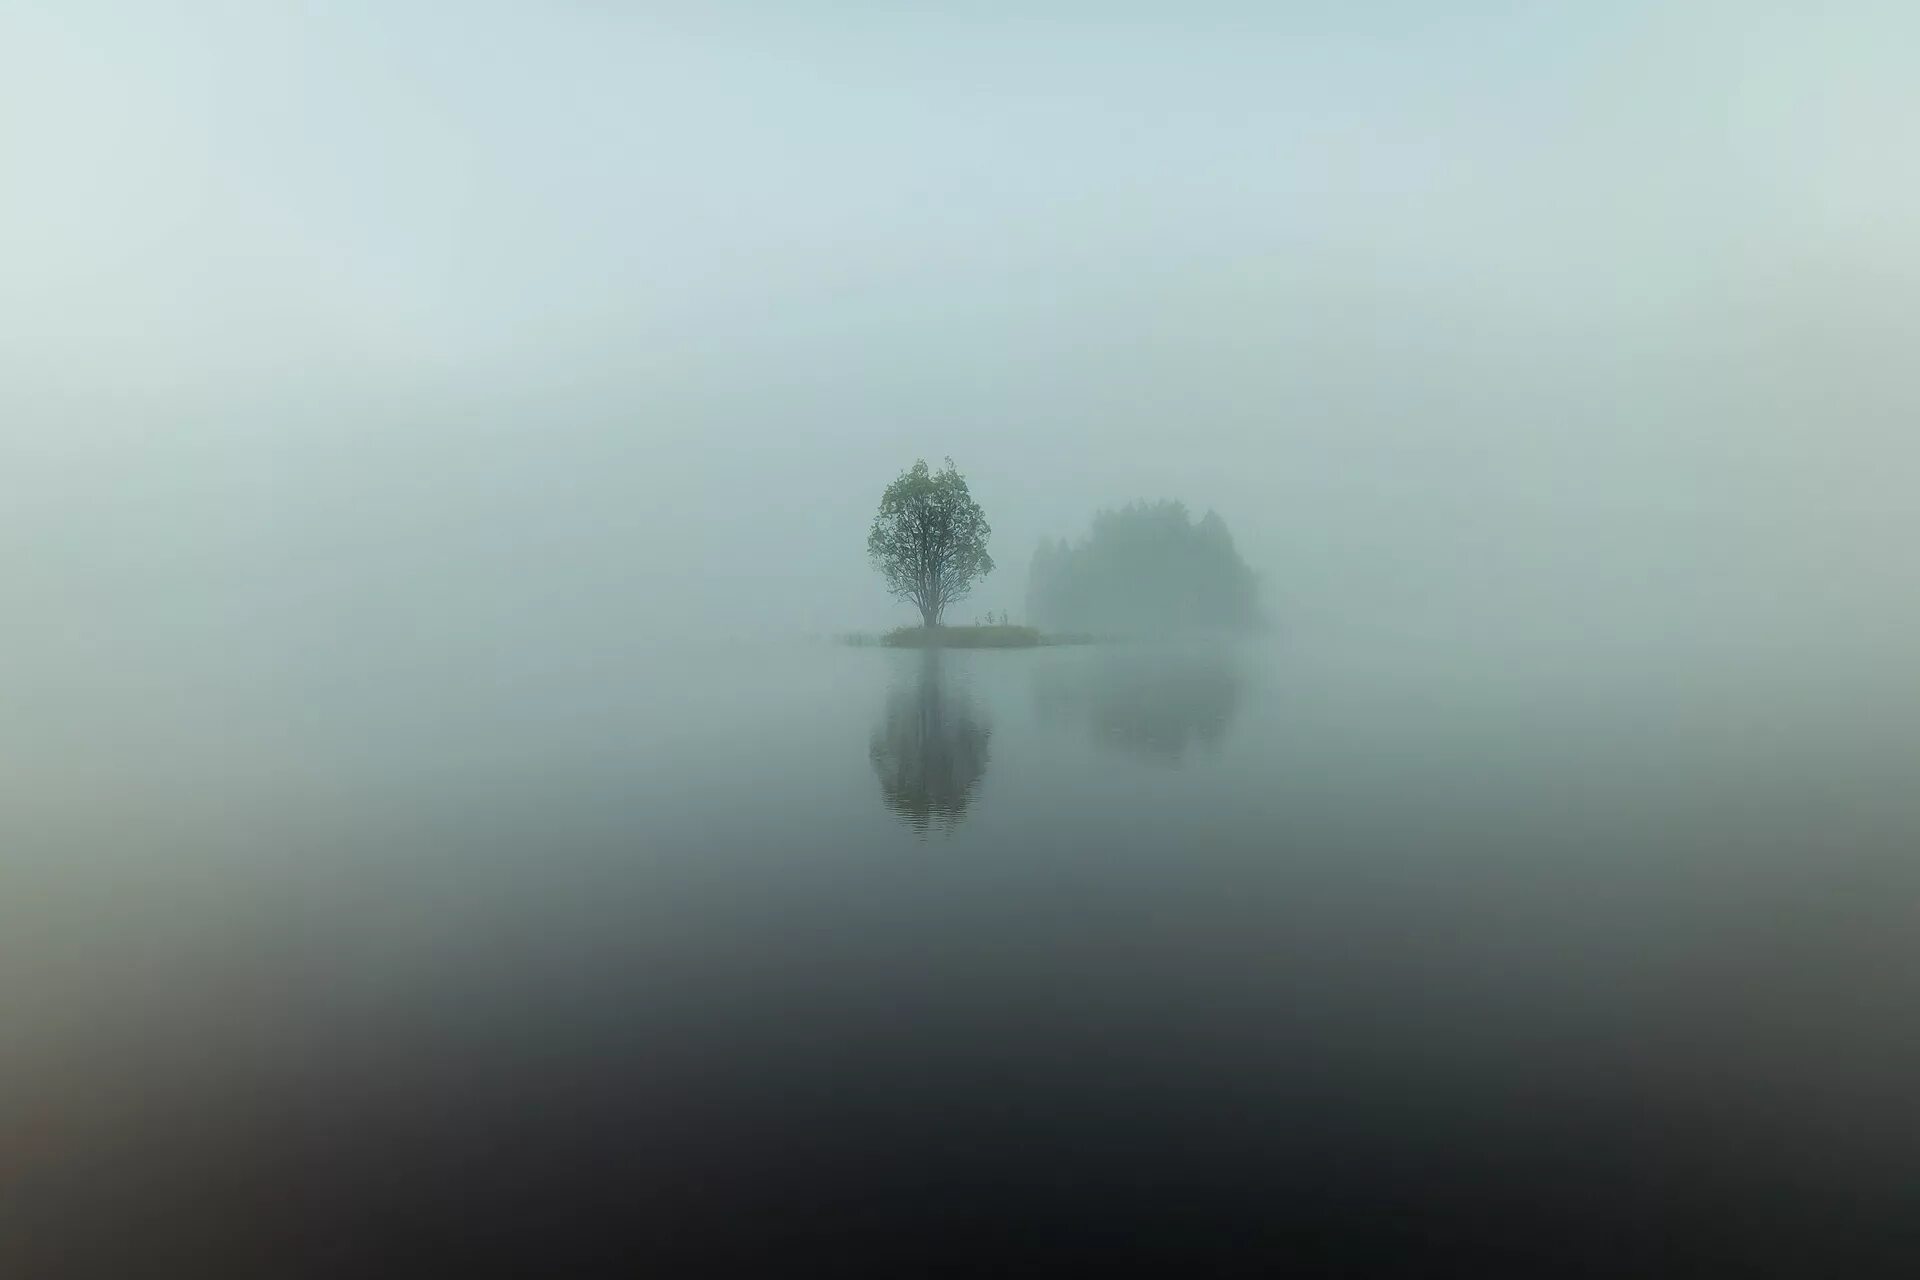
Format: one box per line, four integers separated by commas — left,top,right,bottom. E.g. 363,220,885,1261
7,4,1915,657
5,4,1918,1274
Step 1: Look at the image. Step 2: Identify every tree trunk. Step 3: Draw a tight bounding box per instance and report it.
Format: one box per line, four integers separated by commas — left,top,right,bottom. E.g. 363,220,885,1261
920,601,940,628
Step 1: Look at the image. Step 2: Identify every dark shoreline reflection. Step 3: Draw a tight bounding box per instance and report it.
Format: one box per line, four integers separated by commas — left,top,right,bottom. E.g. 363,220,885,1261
1033,644,1245,763
870,650,992,831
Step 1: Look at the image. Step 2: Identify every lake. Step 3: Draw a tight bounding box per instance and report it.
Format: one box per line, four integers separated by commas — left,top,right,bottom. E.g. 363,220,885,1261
5,622,1917,1272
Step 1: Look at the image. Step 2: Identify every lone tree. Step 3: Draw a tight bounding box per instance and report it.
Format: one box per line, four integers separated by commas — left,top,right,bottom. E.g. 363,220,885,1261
867,458,994,628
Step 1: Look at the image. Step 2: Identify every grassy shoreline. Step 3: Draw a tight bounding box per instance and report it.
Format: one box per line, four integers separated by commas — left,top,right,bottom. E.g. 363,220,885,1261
841,625,1092,649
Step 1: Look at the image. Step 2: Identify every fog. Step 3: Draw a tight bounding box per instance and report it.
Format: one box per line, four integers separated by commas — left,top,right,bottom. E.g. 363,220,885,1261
6,1,1916,674
9,6,1920,1270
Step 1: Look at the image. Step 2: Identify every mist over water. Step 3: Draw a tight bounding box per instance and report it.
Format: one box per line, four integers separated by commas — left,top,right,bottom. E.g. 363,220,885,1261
8,627,1918,1271
5,1,1920,1272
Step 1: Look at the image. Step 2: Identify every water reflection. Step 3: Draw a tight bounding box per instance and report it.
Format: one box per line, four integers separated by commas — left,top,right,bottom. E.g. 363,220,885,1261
1033,646,1245,763
870,650,992,831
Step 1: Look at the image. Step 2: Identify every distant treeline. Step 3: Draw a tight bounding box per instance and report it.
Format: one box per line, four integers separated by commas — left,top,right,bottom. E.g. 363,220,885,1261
1026,501,1260,635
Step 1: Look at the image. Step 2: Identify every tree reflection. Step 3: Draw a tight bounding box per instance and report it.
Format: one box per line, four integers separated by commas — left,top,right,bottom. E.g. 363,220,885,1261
870,650,992,831
1033,647,1244,763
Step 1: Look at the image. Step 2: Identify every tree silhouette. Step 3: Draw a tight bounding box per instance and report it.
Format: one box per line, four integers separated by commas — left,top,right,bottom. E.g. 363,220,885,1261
1027,501,1258,635
868,458,994,627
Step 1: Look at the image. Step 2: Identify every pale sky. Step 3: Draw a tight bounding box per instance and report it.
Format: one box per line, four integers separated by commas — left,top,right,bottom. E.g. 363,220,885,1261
4,2,1915,659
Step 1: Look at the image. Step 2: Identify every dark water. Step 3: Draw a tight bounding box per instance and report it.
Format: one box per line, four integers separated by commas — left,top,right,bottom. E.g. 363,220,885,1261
5,628,1918,1273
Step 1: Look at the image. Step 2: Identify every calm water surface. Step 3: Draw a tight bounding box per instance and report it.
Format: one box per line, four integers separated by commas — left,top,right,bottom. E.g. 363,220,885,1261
6,625,1917,1271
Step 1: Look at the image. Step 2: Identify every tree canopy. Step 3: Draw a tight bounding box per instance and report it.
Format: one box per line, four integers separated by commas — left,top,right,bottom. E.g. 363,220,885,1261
867,458,994,627
1026,500,1259,635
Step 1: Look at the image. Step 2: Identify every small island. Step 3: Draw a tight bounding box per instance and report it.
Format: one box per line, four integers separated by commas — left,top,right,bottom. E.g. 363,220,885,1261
875,624,1074,649
853,457,1260,649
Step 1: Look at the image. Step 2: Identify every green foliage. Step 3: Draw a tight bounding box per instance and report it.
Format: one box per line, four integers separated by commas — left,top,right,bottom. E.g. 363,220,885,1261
867,458,994,627
1027,500,1259,635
